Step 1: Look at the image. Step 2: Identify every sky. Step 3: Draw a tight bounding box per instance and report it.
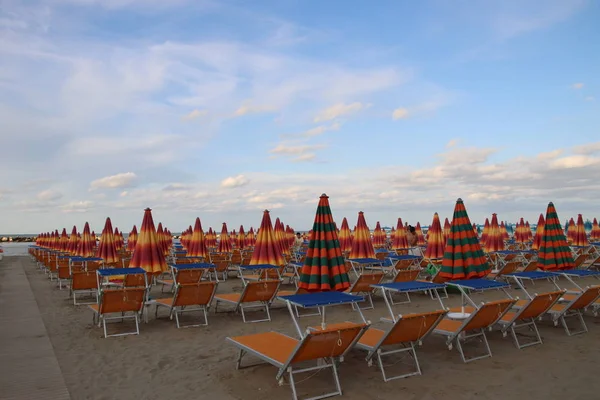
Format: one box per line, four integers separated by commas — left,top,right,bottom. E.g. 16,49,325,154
0,0,599,234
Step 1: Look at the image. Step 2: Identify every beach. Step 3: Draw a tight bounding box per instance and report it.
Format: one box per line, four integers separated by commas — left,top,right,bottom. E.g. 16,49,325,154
3,255,599,400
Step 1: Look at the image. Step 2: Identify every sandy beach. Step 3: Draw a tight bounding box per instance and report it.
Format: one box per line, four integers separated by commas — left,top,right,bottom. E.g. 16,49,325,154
0,255,595,400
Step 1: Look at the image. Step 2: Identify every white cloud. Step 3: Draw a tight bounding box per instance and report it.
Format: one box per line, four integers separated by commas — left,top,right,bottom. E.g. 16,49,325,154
221,175,250,188
293,153,316,162
182,109,208,120
61,200,94,213
36,189,62,201
90,172,137,190
392,107,409,120
303,122,340,137
270,143,326,156
572,142,600,155
313,102,365,122
572,83,584,89
233,102,276,117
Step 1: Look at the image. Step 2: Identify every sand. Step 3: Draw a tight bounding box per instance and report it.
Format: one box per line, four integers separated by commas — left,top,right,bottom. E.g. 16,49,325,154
11,255,600,399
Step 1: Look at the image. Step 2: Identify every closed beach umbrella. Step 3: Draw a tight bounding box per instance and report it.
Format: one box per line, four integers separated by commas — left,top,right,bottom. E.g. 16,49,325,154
75,222,95,258
500,221,509,240
480,218,490,249
249,210,284,266
217,223,232,253
96,218,119,264
424,212,445,259
349,211,376,259
245,227,256,248
298,194,350,292
531,214,545,250
237,225,246,250
372,222,386,248
274,218,289,255
439,198,491,281
127,225,138,251
537,202,574,271
338,217,353,253
130,208,168,275
67,226,79,254
573,214,589,247
114,228,123,251
443,218,451,242
485,214,504,252
156,223,168,255
525,221,533,242
591,218,600,241
392,218,409,250
415,222,426,245
472,223,478,236
567,218,576,244
59,228,69,252
187,217,208,258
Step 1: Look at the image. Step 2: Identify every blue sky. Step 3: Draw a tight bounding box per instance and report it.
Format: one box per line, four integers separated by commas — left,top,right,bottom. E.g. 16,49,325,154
0,0,599,233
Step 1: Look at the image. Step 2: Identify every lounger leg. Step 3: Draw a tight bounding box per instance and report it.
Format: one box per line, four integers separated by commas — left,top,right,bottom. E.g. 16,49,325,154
561,311,588,336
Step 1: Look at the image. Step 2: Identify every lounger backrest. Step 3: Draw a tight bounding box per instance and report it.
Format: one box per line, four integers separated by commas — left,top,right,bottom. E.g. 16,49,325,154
231,251,242,264
213,259,229,273
463,299,515,331
393,269,420,283
58,263,71,279
240,256,252,266
568,286,600,310
72,271,97,290
573,254,587,268
176,268,204,284
375,252,389,261
394,249,408,255
99,288,145,314
504,254,516,262
518,291,564,319
87,261,102,271
395,259,415,270
242,280,280,302
350,273,384,292
290,324,368,363
382,310,447,345
500,261,520,276
522,260,537,272
123,273,147,288
174,282,217,307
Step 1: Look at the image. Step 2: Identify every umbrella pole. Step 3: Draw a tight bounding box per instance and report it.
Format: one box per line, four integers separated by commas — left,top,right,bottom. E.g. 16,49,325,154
321,307,326,330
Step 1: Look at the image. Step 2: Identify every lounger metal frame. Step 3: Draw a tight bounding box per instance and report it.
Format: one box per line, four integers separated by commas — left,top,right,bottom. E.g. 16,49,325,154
547,286,600,336
155,282,218,328
214,280,281,323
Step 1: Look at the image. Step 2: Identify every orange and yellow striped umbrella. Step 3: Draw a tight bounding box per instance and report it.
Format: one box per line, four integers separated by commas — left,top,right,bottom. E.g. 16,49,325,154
424,212,445,259
274,218,289,255
96,218,119,264
515,218,527,243
415,222,426,245
525,221,533,242
472,223,478,236
230,229,237,248
127,225,138,251
59,228,69,252
114,228,123,251
130,208,168,275
217,223,232,253
573,214,589,247
75,222,95,258
249,210,284,266
187,217,208,258
443,218,451,242
286,225,295,248
392,218,409,250
91,231,96,246
245,227,256,247
338,217,353,253
500,221,509,240
237,225,246,250
531,214,545,250
67,226,79,255
298,194,350,292
372,222,386,248
591,218,600,241
566,218,576,243
349,211,375,259
485,214,504,252
480,218,490,248
537,202,574,270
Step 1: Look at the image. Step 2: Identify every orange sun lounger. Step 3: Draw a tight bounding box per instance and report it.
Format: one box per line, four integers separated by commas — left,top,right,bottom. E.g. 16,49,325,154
355,309,447,381
155,281,218,328
214,280,280,323
546,285,600,336
89,287,146,338
434,298,516,363
496,290,564,348
344,272,384,310
227,322,369,400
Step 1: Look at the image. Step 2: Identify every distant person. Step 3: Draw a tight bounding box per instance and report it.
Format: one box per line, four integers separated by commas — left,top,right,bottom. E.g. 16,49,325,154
406,225,418,247
294,232,303,249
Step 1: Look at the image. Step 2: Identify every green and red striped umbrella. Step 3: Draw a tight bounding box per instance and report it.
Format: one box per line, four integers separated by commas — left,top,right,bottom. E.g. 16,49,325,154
485,214,504,252
591,218,600,241
372,222,386,248
75,222,95,258
249,210,284,266
338,217,353,253
349,211,375,259
439,198,491,281
67,226,79,255
127,225,138,252
187,217,208,258
537,202,574,271
96,217,119,264
130,208,168,275
217,223,232,253
392,218,409,250
415,222,426,245
298,194,350,292
424,212,445,259
531,214,545,250
573,214,589,247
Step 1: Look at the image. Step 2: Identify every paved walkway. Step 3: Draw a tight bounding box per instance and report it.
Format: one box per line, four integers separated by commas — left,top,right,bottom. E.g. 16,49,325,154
0,256,71,400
